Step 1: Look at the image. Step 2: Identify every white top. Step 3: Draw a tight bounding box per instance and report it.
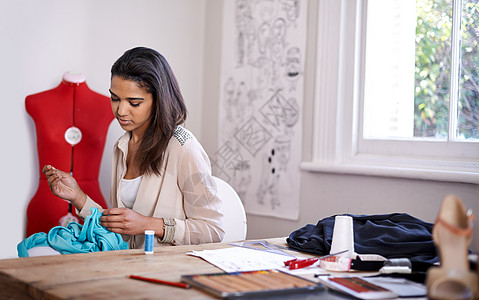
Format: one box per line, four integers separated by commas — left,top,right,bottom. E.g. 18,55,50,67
120,176,143,209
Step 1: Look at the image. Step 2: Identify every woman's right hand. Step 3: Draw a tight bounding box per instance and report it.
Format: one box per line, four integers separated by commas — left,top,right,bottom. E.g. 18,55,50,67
42,165,87,210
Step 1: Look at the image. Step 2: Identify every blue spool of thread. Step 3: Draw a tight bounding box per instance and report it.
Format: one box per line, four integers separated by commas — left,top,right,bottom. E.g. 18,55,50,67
144,230,154,254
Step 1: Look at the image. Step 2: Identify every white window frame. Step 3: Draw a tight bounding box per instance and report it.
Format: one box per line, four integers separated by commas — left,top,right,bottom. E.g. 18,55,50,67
301,0,479,184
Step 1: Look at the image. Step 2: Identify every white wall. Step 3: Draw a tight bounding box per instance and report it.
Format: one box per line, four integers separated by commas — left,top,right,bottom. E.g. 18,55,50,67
0,0,206,259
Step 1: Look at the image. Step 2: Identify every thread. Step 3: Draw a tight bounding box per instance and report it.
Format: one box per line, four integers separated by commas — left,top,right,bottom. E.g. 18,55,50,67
144,230,155,254
330,215,355,258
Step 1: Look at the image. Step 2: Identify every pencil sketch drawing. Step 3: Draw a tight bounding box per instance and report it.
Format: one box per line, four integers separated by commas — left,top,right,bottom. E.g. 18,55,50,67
216,0,306,220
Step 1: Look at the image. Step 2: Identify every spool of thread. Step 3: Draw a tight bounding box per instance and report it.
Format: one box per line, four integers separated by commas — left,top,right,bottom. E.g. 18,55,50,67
144,230,155,254
330,215,355,258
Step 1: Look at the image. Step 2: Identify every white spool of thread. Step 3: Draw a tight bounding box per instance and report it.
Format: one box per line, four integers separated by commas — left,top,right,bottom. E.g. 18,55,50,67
330,215,355,258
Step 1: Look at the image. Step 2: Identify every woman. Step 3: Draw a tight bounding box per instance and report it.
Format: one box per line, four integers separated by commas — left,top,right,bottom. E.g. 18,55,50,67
43,47,224,248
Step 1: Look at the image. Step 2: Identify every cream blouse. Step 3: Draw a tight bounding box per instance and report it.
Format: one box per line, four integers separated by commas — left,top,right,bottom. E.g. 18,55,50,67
78,126,225,248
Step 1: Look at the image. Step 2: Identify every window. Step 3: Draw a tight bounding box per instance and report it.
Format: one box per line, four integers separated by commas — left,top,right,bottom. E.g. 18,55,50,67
364,0,479,141
302,0,479,183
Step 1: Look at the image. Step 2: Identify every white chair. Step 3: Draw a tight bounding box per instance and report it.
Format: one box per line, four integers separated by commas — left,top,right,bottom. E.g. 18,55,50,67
212,176,247,243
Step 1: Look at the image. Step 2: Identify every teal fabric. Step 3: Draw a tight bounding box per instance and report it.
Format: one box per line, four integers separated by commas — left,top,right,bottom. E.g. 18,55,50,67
18,207,128,257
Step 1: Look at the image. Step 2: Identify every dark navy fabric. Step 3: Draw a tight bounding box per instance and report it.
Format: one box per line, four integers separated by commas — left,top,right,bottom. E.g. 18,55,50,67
287,213,438,264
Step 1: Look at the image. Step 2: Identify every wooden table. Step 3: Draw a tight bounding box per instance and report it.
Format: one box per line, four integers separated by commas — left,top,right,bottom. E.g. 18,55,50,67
1,237,326,300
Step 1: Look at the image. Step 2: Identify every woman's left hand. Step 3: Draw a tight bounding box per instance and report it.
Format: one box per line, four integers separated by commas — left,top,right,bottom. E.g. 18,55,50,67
100,208,163,236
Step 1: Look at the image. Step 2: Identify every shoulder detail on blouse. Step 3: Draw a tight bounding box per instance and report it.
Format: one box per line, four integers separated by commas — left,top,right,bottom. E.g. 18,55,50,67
173,126,193,146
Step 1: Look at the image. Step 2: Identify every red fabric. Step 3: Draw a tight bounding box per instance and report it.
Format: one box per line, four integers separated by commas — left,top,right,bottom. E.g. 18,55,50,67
25,80,114,236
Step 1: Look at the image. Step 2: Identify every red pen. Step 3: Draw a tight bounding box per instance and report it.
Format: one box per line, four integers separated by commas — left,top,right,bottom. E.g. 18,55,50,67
129,274,190,289
284,258,319,270
284,250,350,270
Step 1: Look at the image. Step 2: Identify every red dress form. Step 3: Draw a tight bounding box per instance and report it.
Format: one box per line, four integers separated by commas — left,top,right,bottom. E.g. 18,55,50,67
25,73,113,236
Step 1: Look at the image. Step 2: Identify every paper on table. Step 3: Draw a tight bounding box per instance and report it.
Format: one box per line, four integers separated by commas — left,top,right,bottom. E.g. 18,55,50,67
188,246,298,272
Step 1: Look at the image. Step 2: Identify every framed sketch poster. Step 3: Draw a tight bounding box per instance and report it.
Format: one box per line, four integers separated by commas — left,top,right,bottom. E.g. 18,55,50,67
213,0,306,220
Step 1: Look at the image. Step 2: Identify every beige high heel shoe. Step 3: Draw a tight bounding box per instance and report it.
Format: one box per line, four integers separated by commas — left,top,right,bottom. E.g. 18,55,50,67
426,195,478,300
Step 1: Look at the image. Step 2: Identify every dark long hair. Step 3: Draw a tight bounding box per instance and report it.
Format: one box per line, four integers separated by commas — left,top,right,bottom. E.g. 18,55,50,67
111,47,188,175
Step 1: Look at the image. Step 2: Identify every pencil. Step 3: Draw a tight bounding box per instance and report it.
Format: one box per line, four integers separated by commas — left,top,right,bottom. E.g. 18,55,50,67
129,274,190,289
193,275,236,293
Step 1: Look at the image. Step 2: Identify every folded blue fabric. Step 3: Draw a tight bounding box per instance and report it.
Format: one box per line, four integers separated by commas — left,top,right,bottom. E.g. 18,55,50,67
18,207,129,257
